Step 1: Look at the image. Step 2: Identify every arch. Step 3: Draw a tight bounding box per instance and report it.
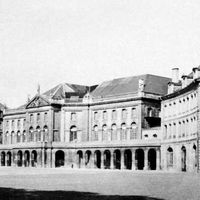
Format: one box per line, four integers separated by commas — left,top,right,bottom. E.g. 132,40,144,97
85,150,92,168
148,149,156,170
17,151,23,167
7,151,12,166
1,152,5,166
181,146,186,172
77,150,83,168
113,149,121,169
124,149,132,170
31,150,37,167
167,147,173,169
24,151,30,167
94,150,101,169
36,126,41,142
135,149,144,170
104,150,111,169
55,150,65,167
70,126,77,142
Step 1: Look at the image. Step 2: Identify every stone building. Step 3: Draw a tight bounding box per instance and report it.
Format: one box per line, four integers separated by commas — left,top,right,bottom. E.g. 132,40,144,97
161,67,200,172
0,74,170,170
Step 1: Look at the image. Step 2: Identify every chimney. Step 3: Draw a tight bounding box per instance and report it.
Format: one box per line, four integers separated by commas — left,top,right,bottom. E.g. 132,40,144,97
192,67,200,79
181,75,188,88
172,68,179,83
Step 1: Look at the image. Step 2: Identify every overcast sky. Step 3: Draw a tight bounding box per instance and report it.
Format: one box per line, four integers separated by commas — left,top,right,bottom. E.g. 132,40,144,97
1,0,200,108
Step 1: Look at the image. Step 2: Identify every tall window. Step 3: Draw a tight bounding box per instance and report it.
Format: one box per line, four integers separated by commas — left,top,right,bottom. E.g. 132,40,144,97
23,119,26,128
130,122,137,139
111,124,117,140
17,120,21,129
11,131,15,144
44,112,48,124
122,109,127,119
70,126,77,142
93,125,98,141
173,123,176,138
94,112,98,121
103,111,107,120
102,124,107,141
17,131,20,143
30,114,34,124
36,126,41,142
121,123,127,140
164,125,167,139
71,112,76,121
112,110,117,120
22,130,26,143
43,125,48,142
167,147,173,168
37,113,40,123
6,121,9,129
131,108,136,118
29,127,34,142
11,120,14,130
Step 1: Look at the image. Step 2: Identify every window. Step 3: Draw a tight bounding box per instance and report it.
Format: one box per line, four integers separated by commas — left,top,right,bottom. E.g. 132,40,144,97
29,127,34,142
111,124,117,140
44,112,48,123
112,110,117,120
130,122,137,139
22,130,26,143
131,108,136,118
103,111,107,120
93,125,98,141
17,131,20,143
37,113,40,122
11,131,15,144
6,121,9,129
43,125,48,142
17,120,21,129
164,125,167,139
153,134,157,138
94,112,98,121
121,123,127,140
11,120,14,129
71,112,76,121
167,147,173,168
102,124,107,141
36,126,41,142
122,109,127,119
30,114,33,123
23,119,26,128
70,126,77,142
147,107,153,117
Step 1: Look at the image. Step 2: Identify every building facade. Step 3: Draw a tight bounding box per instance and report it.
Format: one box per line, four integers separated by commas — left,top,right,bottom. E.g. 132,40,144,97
0,74,171,171
161,68,200,172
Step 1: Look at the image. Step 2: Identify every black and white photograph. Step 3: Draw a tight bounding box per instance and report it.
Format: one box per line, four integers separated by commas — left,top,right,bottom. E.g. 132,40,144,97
0,0,200,199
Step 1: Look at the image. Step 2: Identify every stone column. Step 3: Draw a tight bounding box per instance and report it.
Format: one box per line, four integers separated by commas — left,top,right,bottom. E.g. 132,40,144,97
156,148,161,170
100,151,104,169
121,149,125,170
22,151,25,167
12,151,16,167
144,148,148,170
46,148,52,168
37,149,42,168
131,149,136,170
110,150,114,170
90,151,95,169
82,150,86,168
51,149,56,168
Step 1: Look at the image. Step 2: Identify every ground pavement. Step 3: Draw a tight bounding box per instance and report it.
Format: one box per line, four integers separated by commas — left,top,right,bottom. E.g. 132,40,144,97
0,167,199,200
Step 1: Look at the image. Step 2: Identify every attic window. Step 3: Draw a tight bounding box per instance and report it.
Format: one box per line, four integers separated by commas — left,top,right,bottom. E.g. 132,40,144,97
69,96,79,102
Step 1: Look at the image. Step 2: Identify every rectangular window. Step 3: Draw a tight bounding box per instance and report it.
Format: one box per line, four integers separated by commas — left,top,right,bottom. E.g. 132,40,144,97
94,112,98,121
103,111,107,120
122,109,127,119
131,108,136,118
71,112,76,121
112,110,117,120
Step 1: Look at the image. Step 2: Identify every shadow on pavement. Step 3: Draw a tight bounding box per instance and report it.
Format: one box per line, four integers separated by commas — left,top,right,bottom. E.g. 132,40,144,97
0,187,165,200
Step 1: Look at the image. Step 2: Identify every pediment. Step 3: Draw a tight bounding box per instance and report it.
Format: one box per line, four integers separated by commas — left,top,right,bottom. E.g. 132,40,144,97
26,95,50,109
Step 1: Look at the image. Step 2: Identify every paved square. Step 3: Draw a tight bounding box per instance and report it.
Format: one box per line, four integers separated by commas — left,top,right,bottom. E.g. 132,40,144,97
0,168,199,200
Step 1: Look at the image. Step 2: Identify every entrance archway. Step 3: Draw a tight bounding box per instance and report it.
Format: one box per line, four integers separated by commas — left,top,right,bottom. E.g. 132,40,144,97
104,150,111,169
148,149,156,170
77,150,83,168
7,152,12,166
55,150,65,167
24,151,30,167
113,150,121,169
94,150,101,169
1,152,5,166
135,149,144,170
31,150,37,167
124,149,132,170
181,146,186,172
17,151,23,167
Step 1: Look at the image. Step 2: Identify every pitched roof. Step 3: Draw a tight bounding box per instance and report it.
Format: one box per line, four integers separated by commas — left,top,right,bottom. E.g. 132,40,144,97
43,83,90,100
91,74,171,98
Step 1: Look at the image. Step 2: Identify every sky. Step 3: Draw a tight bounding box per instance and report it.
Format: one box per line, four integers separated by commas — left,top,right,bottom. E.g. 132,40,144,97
1,0,200,108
